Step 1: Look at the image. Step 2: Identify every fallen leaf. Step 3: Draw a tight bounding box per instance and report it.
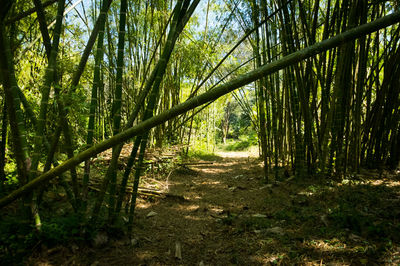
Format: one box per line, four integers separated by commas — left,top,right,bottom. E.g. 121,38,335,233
147,211,158,218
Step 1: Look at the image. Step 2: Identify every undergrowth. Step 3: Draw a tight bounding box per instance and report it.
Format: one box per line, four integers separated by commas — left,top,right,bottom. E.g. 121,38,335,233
0,212,91,264
219,135,258,151
185,150,222,161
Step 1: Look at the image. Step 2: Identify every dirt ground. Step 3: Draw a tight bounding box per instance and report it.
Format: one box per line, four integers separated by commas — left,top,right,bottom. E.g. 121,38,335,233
29,151,400,265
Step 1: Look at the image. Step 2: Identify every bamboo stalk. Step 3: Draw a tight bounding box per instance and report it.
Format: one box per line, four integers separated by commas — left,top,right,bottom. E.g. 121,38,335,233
1,11,399,208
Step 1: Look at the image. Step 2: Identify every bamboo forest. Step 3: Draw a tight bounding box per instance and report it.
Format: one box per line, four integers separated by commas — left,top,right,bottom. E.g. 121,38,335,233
1,0,400,264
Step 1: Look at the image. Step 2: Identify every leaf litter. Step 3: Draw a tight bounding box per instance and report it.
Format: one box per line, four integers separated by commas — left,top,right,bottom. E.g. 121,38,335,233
28,151,400,265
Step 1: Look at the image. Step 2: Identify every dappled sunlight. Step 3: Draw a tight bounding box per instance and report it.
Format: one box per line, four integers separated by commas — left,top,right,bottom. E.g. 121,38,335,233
215,146,259,159
250,253,288,265
192,180,221,186
183,215,209,221
167,203,201,212
195,167,226,174
23,153,400,265
304,238,348,253
135,200,153,210
183,204,201,211
2,0,399,264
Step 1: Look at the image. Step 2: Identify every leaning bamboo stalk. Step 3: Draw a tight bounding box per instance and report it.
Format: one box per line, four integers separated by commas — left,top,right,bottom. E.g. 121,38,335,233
1,11,399,208
91,0,188,224
33,0,52,58
100,1,182,181
6,0,57,25
127,0,199,233
95,0,194,223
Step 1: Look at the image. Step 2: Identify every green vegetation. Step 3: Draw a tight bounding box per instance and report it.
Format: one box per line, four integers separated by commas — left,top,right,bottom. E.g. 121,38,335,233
220,135,258,151
186,150,222,162
0,0,400,264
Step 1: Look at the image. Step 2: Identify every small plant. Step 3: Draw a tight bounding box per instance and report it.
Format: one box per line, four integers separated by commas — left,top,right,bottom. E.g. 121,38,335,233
39,214,85,246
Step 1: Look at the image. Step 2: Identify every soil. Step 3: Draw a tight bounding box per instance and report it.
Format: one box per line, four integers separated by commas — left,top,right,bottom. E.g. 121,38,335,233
28,151,400,265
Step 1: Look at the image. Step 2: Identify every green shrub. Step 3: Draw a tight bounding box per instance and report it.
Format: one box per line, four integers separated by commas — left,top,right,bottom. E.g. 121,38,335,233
0,216,38,264
40,214,84,246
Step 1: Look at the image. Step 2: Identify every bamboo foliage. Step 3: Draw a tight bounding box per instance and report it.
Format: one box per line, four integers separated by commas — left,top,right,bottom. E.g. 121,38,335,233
30,0,65,179
0,4,32,220
1,10,399,209
127,0,198,232
0,23,30,188
1,1,400,240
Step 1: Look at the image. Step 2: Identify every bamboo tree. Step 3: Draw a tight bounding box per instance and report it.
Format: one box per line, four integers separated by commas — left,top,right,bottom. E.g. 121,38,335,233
0,9,31,216
261,1,278,179
82,0,109,211
31,0,81,213
127,0,200,234
352,0,368,172
0,98,7,191
108,0,128,223
126,0,190,225
1,10,399,208
99,3,175,212
29,0,66,229
277,0,305,178
70,0,113,90
91,0,187,224
32,0,84,210
30,0,65,181
364,41,400,168
327,0,358,177
251,0,269,182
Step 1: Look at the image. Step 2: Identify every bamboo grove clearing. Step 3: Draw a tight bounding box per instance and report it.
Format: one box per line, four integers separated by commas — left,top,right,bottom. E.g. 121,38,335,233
0,0,400,264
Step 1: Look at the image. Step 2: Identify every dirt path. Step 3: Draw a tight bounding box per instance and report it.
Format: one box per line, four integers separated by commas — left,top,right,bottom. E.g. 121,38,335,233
31,151,400,265
92,152,276,265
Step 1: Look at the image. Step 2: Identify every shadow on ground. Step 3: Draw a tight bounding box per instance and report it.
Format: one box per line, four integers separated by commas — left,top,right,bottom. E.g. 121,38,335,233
24,155,400,265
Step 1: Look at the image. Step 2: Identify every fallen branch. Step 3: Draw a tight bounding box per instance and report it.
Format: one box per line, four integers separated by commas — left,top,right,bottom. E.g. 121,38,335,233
88,185,163,197
178,162,214,166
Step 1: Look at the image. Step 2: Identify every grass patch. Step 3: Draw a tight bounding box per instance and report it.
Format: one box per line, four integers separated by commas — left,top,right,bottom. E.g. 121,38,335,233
186,150,222,161
219,135,258,151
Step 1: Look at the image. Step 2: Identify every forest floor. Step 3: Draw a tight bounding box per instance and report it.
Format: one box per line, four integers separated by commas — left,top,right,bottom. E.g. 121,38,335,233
28,150,400,265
